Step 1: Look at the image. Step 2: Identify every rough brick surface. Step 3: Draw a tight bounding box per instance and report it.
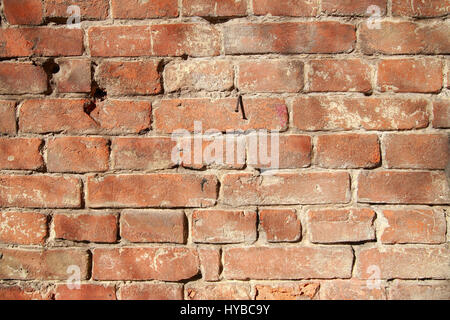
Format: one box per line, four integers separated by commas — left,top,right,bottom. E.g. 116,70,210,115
0,138,43,170
259,209,301,242
0,212,47,245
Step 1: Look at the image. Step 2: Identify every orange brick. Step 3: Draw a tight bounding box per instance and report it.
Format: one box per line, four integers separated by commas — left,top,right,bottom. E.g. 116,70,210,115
55,284,116,300
118,283,183,300
259,209,301,242
253,0,319,16
0,138,43,170
111,0,178,18
3,0,43,25
186,283,251,300
0,212,47,245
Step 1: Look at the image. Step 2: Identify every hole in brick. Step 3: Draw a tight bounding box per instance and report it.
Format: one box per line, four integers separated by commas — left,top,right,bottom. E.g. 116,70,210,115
42,59,60,74
83,101,97,116
203,16,232,25
43,17,70,25
90,79,107,101
181,54,188,61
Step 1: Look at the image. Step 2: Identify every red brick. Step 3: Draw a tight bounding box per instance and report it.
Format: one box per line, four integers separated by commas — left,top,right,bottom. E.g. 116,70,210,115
120,210,186,243
0,63,47,94
384,134,448,169
388,281,450,300
308,59,372,93
322,0,387,15
47,137,110,173
247,135,311,169
88,26,152,57
164,60,234,92
238,60,304,93
87,174,218,208
44,0,109,20
0,101,16,134
253,0,319,16
3,0,43,25
0,28,83,57
183,0,247,17
224,22,355,54
255,283,319,300
96,60,161,96
112,0,178,18
54,213,118,243
0,175,81,208
118,283,183,300
198,247,221,281
192,209,257,244
152,23,221,57
380,209,446,244
358,171,449,204
54,59,91,93
55,284,116,300
222,172,350,206
360,21,450,54
20,99,151,134
0,285,53,300
307,208,376,243
378,59,443,93
0,248,89,280
0,138,43,170
293,96,429,131
432,100,450,128
186,283,251,300
92,247,199,281
316,134,380,168
356,247,450,279
223,246,353,279
259,209,301,242
154,98,288,133
0,212,47,245
392,0,450,17
111,137,176,171
320,280,386,300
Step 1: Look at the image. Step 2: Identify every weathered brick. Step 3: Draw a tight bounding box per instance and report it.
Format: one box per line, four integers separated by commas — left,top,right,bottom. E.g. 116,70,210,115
356,247,450,279
360,21,450,54
384,134,448,169
87,174,218,208
0,138,43,170
255,283,319,300
96,60,162,96
120,210,186,243
432,100,450,128
358,171,449,204
186,283,251,300
0,101,16,134
0,175,81,208
54,213,118,243
315,134,380,168
54,59,91,93
3,0,43,25
118,283,183,300
224,22,355,54
259,209,301,242
0,28,83,57
322,0,387,15
111,0,178,18
308,59,372,93
164,60,234,92
320,280,387,300
152,24,221,57
154,98,288,133
198,247,221,281
44,0,109,20
0,248,89,280
92,247,199,281
377,59,443,93
0,285,53,300
307,208,376,243
253,0,319,16
222,172,350,206
380,209,446,244
20,99,151,134
388,281,450,300
392,0,450,17
292,96,429,131
183,0,247,17
192,209,257,244
0,212,47,245
55,284,116,300
0,63,47,94
47,137,110,173
223,247,353,279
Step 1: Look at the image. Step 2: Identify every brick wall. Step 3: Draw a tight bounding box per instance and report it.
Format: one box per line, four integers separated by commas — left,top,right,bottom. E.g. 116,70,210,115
0,0,449,300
